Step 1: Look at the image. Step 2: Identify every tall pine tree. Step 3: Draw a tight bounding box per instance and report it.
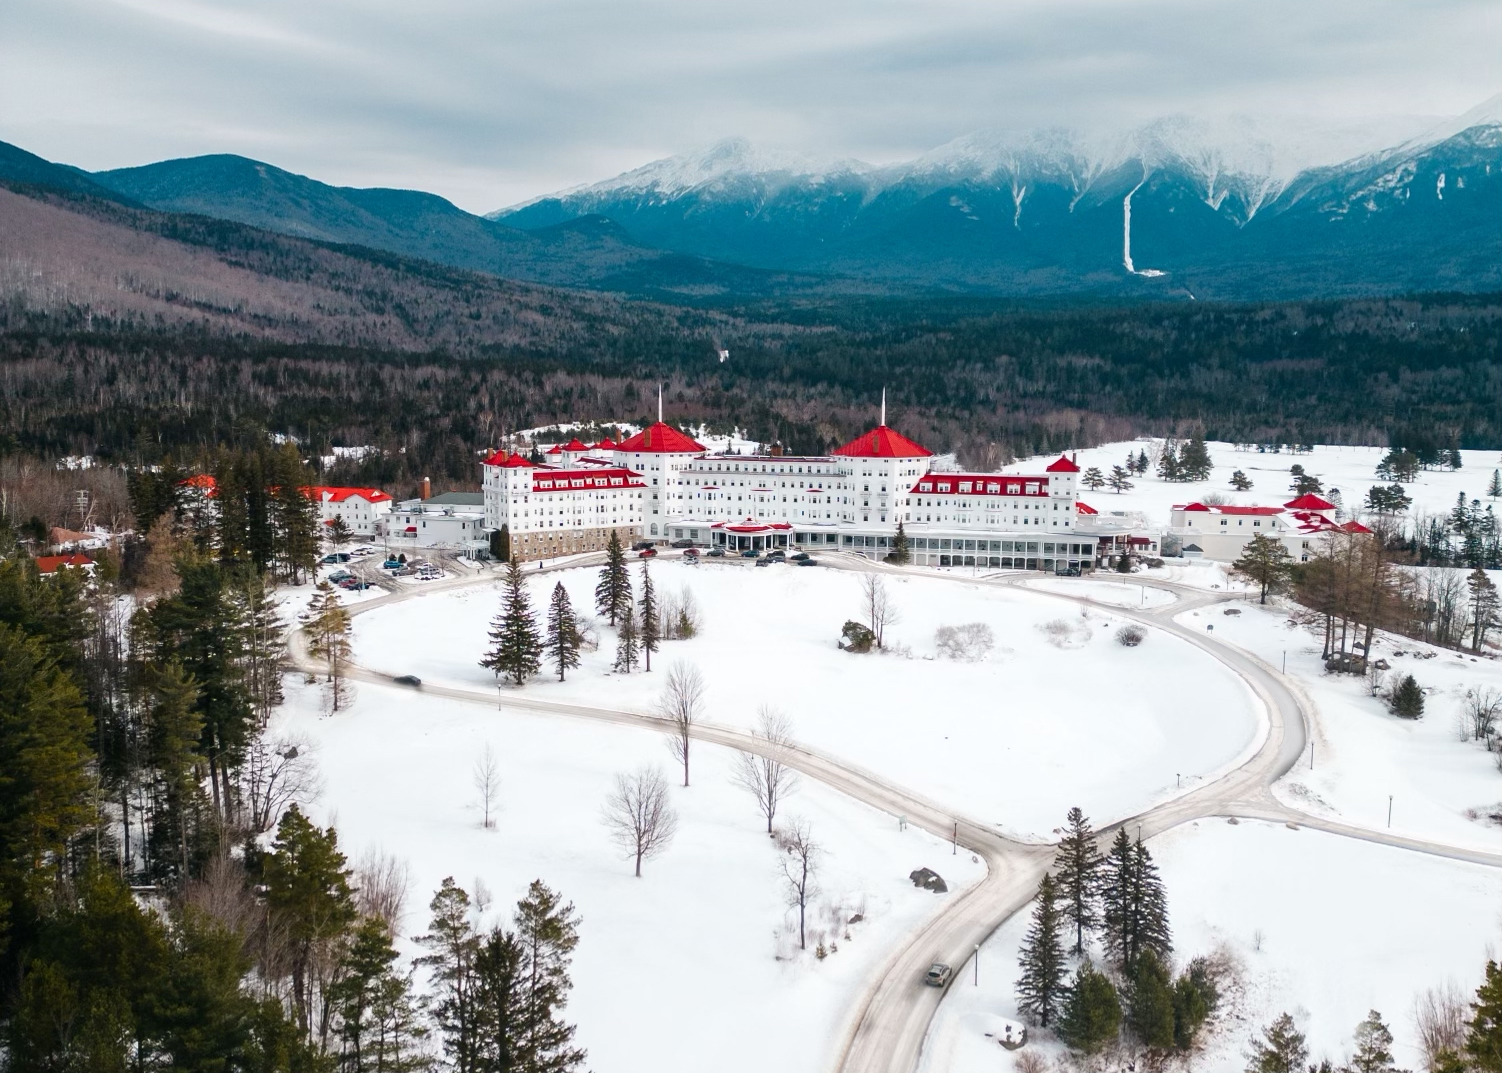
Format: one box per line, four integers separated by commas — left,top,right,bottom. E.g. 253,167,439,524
1101,829,1171,972
1015,872,1067,1027
613,600,639,674
1056,963,1122,1055
418,878,481,1073
482,558,543,687
638,562,660,673
594,533,631,626
1055,807,1102,956
513,880,586,1072
1127,949,1176,1052
545,583,582,682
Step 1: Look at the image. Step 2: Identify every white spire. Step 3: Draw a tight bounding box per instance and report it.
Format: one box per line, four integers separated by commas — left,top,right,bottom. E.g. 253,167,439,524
658,384,663,423
880,387,886,427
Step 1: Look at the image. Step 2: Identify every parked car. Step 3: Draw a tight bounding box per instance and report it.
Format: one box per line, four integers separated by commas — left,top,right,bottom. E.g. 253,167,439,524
740,549,758,558
796,557,818,567
683,547,700,558
328,570,353,583
768,550,786,561
321,553,350,564
925,963,953,988
684,554,700,566
670,539,695,549
632,541,655,552
638,547,658,559
754,557,771,567
790,552,810,561
382,558,403,570
707,547,726,558
393,675,422,688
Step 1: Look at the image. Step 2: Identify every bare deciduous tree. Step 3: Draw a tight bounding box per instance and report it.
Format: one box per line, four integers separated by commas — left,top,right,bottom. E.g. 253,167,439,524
354,849,412,935
733,706,802,835
602,766,678,877
778,818,820,950
239,733,322,834
184,852,259,937
1463,687,1502,742
658,661,705,787
859,573,899,650
473,744,500,828
1414,980,1469,1071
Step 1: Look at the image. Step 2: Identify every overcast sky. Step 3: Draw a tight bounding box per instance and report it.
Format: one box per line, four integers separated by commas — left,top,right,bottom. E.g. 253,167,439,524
3,0,1498,212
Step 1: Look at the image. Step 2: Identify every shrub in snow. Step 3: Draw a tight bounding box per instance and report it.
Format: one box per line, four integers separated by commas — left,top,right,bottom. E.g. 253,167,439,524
1387,674,1425,719
839,620,875,653
935,622,995,662
1116,625,1146,647
659,585,702,640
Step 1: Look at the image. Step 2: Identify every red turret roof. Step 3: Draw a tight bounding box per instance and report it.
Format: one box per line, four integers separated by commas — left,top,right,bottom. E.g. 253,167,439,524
615,423,706,454
1284,493,1337,511
832,425,932,459
591,439,619,450
482,450,539,468
1045,455,1080,473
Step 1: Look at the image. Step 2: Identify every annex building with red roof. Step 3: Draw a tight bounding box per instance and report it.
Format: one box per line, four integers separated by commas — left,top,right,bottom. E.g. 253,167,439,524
1169,494,1372,564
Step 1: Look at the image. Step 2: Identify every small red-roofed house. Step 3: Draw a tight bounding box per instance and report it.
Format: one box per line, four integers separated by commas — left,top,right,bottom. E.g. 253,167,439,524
34,553,95,576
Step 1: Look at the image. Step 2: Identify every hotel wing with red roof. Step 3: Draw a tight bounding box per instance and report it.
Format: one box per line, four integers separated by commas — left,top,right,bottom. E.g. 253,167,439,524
1169,495,1372,563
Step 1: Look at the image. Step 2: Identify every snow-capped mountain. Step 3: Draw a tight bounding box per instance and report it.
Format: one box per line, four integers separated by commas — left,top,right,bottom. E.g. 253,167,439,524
495,103,1502,299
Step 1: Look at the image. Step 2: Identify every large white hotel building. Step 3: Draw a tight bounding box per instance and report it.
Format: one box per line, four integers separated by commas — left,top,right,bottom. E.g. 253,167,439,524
483,413,1118,572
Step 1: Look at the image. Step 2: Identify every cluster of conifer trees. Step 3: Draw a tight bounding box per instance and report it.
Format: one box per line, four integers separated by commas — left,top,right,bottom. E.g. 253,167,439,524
1014,808,1219,1059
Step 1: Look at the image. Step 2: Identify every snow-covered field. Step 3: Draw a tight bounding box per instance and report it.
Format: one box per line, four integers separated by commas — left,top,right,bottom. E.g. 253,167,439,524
1024,576,1178,609
922,819,1502,1073
278,676,984,1073
351,561,1261,838
1186,598,1502,853
1010,440,1502,523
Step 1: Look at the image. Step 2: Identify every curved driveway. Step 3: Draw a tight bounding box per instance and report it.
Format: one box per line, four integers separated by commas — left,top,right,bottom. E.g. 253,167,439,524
291,554,1502,1073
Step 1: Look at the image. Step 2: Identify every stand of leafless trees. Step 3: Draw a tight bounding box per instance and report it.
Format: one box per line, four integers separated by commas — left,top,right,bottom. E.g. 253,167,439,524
859,573,899,650
733,706,802,834
602,766,678,877
778,819,820,951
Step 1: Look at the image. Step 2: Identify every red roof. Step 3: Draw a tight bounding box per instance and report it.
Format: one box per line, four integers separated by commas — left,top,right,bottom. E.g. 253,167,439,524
35,553,93,573
1177,503,1283,516
911,474,1051,498
1045,455,1080,473
180,474,217,495
714,518,793,533
591,439,619,450
1342,520,1373,534
482,450,539,469
833,425,932,459
561,438,590,451
1284,494,1337,511
546,444,563,455
615,422,706,454
307,486,391,504
1076,501,1098,515
531,467,645,492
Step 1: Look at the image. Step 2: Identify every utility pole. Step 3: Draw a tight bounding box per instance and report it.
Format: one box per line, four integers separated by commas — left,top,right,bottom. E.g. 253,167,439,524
974,944,980,985
1387,795,1393,828
952,820,958,855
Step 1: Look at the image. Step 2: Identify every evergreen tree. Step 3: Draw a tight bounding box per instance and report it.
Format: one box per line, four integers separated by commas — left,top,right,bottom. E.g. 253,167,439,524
1231,532,1296,605
1247,1013,1309,1073
419,878,481,1073
307,582,354,711
1156,440,1183,481
1101,830,1171,972
1179,437,1214,481
1108,466,1134,493
490,524,512,562
262,805,357,1044
326,516,353,550
1054,806,1102,955
1082,467,1107,491
513,880,586,1072
594,532,631,626
1388,674,1425,719
613,600,639,674
1489,470,1502,500
1348,1010,1399,1073
545,582,582,682
1171,957,1220,1052
1015,873,1068,1027
1449,447,1464,471
145,660,207,885
483,558,543,687
889,521,911,565
1127,949,1176,1051
1469,568,1499,653
270,444,320,584
1056,963,1122,1055
638,562,660,673
1231,470,1253,491
1365,484,1412,514
1376,449,1420,483
1467,959,1502,1073
1135,449,1151,475
473,926,525,1073
332,916,426,1072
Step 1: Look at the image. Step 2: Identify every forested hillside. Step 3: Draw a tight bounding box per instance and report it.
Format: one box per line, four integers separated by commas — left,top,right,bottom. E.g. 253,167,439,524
2,180,1500,492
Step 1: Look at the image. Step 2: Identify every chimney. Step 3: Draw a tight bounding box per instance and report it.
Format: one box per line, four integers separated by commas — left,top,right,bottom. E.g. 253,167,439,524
771,443,784,457
421,476,431,501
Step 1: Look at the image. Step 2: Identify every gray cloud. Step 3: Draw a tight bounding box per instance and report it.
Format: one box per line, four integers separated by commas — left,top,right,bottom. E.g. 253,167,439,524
2,0,1497,211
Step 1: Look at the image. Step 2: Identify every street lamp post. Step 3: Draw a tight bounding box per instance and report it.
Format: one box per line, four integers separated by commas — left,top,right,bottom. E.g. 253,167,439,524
974,944,980,986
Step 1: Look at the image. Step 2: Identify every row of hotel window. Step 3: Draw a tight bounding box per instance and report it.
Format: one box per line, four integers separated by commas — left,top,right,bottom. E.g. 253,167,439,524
795,534,1095,556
